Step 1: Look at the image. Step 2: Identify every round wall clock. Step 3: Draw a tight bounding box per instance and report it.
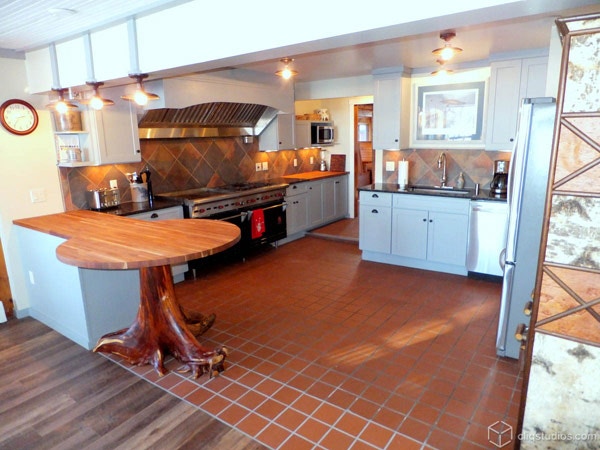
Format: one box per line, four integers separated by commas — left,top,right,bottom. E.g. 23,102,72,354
0,99,39,135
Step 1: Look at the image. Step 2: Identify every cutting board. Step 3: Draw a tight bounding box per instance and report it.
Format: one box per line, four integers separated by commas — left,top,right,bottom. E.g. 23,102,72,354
329,154,346,172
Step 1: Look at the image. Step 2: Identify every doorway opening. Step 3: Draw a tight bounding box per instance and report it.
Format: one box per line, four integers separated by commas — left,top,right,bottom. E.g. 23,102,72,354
354,104,373,215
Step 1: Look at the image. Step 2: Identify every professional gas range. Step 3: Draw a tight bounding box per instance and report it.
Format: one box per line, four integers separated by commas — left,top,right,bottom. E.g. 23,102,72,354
158,181,288,218
157,181,289,262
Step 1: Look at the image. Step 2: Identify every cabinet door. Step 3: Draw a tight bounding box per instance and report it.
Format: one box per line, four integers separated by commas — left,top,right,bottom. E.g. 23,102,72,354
391,208,428,260
334,176,348,219
307,181,323,227
259,113,294,150
89,100,141,164
322,178,336,223
486,57,548,151
295,121,311,148
359,205,391,253
427,211,469,266
373,74,410,150
485,59,523,150
286,193,309,235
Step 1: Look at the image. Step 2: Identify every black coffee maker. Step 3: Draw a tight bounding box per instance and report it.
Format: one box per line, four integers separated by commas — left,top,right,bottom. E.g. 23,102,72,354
490,160,509,196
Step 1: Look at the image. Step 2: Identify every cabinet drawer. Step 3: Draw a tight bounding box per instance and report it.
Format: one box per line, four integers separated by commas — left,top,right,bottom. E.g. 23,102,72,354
130,206,184,221
286,183,308,197
359,191,392,207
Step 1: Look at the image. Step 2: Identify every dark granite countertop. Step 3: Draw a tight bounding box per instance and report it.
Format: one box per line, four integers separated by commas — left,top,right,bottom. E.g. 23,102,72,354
359,183,507,202
93,198,185,216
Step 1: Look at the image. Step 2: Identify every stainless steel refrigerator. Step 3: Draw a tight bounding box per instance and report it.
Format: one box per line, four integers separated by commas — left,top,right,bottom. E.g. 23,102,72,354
496,97,556,359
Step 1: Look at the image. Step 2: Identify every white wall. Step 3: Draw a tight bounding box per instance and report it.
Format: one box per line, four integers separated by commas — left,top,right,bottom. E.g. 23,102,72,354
0,57,64,316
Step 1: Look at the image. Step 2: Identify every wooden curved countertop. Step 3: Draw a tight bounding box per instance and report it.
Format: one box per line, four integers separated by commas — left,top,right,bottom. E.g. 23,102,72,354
14,210,240,270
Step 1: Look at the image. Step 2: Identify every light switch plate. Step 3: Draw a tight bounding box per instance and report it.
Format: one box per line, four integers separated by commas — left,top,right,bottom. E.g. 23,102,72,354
255,163,262,172
262,161,268,171
30,188,47,203
386,161,395,172
293,158,298,167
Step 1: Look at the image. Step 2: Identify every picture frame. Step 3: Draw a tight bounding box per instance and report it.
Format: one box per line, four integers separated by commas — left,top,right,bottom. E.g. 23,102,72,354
411,80,486,149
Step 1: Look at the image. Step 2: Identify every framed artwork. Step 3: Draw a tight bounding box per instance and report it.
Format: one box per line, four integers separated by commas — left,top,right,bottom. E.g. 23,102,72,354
411,81,486,148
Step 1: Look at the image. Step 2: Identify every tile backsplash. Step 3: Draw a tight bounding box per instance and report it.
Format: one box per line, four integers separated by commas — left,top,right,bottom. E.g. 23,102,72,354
59,137,321,210
59,136,511,210
381,148,512,189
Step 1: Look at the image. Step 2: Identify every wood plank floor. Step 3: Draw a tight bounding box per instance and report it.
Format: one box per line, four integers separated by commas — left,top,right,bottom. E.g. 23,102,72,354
0,317,266,450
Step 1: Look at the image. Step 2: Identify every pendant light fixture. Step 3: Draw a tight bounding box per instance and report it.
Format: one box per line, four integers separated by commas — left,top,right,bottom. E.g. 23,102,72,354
84,81,115,110
121,19,159,106
432,31,462,62
121,73,159,106
48,88,78,113
275,58,298,79
46,43,78,113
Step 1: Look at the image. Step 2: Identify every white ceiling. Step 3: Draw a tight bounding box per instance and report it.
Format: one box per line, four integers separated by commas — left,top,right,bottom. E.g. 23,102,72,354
1,0,599,83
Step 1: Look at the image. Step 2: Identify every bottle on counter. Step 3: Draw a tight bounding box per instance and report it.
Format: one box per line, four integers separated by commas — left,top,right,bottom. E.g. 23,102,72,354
457,172,465,189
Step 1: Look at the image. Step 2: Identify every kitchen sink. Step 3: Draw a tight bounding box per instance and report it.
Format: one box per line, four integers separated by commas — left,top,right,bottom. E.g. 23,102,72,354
406,185,472,196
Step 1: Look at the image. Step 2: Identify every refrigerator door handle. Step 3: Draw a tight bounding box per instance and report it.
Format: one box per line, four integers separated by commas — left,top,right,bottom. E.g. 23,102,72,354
496,262,516,355
505,102,533,263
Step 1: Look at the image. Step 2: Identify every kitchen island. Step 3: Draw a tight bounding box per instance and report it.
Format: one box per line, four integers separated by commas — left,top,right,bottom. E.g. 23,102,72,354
14,210,240,377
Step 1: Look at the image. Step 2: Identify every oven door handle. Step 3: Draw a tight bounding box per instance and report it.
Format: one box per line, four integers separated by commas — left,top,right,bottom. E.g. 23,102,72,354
247,202,287,219
217,211,248,222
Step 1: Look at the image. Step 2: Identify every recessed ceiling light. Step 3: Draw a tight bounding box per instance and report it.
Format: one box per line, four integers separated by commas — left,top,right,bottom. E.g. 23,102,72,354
48,8,77,17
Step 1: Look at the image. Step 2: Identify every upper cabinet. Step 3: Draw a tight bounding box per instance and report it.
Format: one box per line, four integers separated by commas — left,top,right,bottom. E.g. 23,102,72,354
53,89,141,167
485,56,548,151
372,73,411,150
259,113,295,151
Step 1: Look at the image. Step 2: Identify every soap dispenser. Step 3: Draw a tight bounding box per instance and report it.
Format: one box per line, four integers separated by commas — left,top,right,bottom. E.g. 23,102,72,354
457,172,465,189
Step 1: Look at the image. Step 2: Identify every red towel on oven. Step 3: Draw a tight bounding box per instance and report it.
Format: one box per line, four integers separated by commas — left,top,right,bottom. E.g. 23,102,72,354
251,208,266,239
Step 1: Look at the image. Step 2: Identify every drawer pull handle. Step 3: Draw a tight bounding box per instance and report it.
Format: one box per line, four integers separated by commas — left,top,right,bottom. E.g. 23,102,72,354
372,194,379,198
150,213,159,219
371,209,379,214
422,218,427,222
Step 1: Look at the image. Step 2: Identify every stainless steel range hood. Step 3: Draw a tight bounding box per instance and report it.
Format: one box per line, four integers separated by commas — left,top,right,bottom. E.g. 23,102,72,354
138,102,279,139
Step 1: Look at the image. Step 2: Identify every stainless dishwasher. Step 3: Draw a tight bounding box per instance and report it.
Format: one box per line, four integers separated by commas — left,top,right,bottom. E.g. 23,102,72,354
467,201,508,277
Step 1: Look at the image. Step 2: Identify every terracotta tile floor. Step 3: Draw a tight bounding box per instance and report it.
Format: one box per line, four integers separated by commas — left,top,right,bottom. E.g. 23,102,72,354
106,234,522,449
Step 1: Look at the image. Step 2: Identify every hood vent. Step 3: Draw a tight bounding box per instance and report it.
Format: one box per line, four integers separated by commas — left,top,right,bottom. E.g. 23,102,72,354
138,102,279,139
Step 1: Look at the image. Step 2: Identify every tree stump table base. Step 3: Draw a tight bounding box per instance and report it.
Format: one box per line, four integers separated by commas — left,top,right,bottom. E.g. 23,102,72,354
94,265,227,379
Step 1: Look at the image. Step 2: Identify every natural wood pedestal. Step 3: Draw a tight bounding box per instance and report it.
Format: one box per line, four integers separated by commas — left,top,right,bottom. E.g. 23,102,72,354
94,265,226,379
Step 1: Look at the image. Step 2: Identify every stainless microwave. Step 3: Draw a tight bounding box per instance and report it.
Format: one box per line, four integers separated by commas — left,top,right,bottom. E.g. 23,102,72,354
311,122,334,146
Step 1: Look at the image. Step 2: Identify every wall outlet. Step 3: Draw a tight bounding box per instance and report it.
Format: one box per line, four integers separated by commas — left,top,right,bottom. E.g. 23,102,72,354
255,163,262,172
386,161,395,172
109,179,118,189
310,156,314,164
29,188,46,203
262,161,268,171
293,158,298,167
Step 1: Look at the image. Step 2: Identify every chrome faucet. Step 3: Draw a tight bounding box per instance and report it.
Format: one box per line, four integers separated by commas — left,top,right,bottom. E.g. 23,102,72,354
437,152,447,187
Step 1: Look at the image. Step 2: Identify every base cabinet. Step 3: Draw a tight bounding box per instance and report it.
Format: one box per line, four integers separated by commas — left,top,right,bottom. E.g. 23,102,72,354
360,191,470,275
285,183,309,235
285,174,349,240
359,192,392,253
